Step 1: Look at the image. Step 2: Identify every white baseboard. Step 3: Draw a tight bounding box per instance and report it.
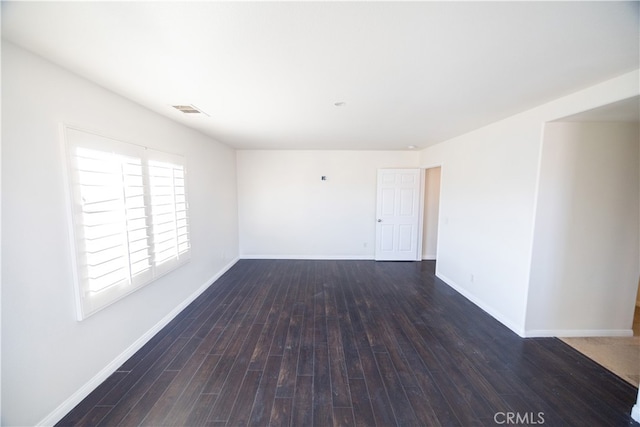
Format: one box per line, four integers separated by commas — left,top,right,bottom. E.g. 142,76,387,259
526,329,633,338
422,254,437,260
240,254,375,260
37,257,239,427
435,271,526,337
434,271,635,339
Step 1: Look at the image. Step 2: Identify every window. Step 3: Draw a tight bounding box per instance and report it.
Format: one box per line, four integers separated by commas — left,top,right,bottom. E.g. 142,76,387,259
64,126,190,319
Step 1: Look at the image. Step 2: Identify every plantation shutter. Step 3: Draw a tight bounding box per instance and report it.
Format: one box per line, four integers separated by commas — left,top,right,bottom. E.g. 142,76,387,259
148,159,190,276
65,126,190,319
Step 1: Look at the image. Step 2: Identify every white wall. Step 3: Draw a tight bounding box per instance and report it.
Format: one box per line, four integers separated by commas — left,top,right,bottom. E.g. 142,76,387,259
1,42,239,426
237,150,418,259
419,120,543,335
422,167,441,259
420,70,639,336
526,122,639,336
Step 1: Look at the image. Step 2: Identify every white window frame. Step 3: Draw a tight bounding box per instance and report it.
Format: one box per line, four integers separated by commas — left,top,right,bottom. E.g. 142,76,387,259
62,125,191,320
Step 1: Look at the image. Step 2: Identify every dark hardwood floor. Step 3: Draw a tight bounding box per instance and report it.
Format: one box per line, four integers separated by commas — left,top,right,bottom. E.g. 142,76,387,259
57,260,639,426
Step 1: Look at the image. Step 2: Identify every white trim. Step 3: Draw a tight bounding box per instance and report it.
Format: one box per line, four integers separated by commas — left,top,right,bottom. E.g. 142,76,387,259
420,162,443,171
62,124,193,320
524,329,633,338
422,162,444,273
432,269,634,339
239,254,375,260
59,124,85,320
37,257,239,427
374,168,424,261
436,271,526,337
416,168,426,261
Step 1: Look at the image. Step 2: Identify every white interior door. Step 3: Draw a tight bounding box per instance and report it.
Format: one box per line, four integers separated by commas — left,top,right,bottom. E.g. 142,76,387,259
375,168,424,261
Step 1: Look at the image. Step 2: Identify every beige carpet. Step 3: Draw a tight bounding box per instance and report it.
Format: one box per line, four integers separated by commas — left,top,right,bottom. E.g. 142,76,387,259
560,306,640,386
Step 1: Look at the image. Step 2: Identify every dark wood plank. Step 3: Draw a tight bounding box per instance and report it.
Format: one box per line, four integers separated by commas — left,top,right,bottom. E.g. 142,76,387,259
333,406,356,426
93,336,191,426
201,355,235,395
117,369,179,426
267,296,294,357
161,354,222,426
206,323,264,423
269,397,292,427
313,341,334,427
136,347,210,425
296,306,315,377
248,355,282,426
404,387,442,427
248,356,282,426
56,260,640,427
182,393,218,427
165,336,202,371
291,373,313,427
96,335,188,407
347,378,376,427
72,405,112,427
387,314,457,423
55,371,127,426
356,344,397,426
374,351,419,426
327,318,352,408
334,265,364,380
226,370,263,426
248,276,288,371
185,260,261,340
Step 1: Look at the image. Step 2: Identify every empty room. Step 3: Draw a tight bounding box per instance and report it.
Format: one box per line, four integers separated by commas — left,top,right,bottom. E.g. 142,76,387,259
2,1,640,426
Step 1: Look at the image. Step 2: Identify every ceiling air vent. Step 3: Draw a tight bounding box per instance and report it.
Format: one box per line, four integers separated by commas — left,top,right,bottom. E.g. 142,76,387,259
172,104,208,115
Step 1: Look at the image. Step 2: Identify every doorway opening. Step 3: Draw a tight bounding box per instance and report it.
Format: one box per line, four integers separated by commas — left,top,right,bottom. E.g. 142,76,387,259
422,166,441,261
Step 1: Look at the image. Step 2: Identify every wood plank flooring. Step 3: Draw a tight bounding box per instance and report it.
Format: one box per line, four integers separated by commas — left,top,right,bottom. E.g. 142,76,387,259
56,260,639,426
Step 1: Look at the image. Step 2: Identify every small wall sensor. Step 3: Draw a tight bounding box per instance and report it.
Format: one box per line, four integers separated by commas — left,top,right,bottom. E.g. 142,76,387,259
321,176,327,181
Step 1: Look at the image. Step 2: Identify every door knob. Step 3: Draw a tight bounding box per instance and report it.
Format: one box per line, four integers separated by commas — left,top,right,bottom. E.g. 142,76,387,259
377,219,382,222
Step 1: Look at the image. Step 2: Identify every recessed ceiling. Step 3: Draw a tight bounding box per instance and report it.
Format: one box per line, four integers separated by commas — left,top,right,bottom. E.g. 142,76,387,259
2,1,638,150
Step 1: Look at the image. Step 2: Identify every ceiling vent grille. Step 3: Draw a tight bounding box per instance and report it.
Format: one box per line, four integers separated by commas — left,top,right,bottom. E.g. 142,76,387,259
172,104,207,115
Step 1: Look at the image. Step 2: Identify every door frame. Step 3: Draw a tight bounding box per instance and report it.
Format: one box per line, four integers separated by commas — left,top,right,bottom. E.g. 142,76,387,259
374,168,425,261
421,165,442,261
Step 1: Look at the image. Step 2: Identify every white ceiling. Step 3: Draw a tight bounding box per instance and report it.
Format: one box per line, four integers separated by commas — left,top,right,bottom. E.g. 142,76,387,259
2,1,639,150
